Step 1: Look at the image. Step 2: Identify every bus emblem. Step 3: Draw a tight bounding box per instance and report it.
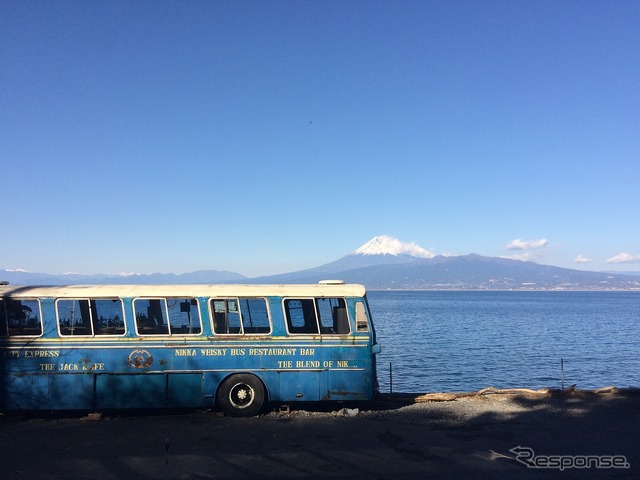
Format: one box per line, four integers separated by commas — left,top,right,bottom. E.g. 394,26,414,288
128,349,153,369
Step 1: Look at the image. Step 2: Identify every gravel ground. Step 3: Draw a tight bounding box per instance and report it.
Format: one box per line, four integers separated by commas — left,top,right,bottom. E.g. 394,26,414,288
1,391,638,479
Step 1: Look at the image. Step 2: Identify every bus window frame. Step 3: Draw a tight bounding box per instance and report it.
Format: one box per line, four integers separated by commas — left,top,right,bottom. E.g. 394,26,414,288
355,301,370,332
283,298,319,335
315,297,351,334
1,297,43,337
166,297,203,335
283,297,352,336
133,296,203,336
209,297,272,336
55,297,127,337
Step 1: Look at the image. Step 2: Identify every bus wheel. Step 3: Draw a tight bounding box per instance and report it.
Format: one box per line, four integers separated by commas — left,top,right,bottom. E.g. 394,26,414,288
218,374,265,417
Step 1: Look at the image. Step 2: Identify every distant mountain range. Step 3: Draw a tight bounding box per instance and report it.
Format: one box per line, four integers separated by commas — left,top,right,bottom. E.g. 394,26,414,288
3,236,640,290
0,269,246,286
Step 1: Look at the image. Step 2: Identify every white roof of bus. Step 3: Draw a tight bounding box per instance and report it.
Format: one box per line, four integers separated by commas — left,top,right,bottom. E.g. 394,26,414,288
0,283,367,298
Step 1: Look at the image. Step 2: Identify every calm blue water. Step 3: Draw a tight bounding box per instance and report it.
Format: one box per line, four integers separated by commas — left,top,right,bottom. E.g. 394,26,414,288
368,290,640,393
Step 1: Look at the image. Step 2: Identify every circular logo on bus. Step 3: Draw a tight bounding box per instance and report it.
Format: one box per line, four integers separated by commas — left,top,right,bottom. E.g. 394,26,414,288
128,349,153,369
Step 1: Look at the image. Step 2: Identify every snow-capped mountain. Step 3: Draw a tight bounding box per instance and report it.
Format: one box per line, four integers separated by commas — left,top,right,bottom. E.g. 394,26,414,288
251,237,640,289
352,235,434,258
251,236,434,284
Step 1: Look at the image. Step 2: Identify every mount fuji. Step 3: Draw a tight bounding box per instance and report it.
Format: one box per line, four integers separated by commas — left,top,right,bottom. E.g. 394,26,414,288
251,236,640,290
250,235,434,283
352,235,435,258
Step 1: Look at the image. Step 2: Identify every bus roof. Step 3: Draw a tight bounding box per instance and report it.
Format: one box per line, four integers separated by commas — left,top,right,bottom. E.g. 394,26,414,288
0,283,367,299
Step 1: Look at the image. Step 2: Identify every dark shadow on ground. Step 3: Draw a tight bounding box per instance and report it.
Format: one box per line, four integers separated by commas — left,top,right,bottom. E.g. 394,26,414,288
1,390,638,479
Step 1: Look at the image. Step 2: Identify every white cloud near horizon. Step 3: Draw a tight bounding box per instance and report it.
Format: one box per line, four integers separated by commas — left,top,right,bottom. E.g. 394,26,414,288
574,254,592,263
506,238,549,250
606,252,640,264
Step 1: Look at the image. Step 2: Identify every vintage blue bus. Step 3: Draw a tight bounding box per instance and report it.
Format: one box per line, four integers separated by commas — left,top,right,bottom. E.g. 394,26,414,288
0,282,380,416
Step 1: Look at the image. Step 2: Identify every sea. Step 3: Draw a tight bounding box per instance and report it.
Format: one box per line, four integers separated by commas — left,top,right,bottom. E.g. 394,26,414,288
367,290,640,393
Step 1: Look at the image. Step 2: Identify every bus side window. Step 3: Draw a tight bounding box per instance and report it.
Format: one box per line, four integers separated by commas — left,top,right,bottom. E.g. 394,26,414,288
92,299,126,335
239,298,270,334
211,298,241,334
167,298,202,335
57,299,93,336
211,298,270,335
134,298,170,335
4,299,42,336
211,300,228,334
355,302,369,332
316,297,350,334
0,299,7,336
285,299,319,334
56,298,125,336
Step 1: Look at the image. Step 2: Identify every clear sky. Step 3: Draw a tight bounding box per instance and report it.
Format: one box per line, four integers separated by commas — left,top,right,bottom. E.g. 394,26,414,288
2,1,639,277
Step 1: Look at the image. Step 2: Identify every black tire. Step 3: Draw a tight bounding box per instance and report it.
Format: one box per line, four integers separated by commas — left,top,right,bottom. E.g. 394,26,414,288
217,374,265,417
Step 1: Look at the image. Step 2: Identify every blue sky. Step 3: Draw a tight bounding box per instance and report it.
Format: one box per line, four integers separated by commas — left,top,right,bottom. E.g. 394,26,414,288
2,1,639,277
